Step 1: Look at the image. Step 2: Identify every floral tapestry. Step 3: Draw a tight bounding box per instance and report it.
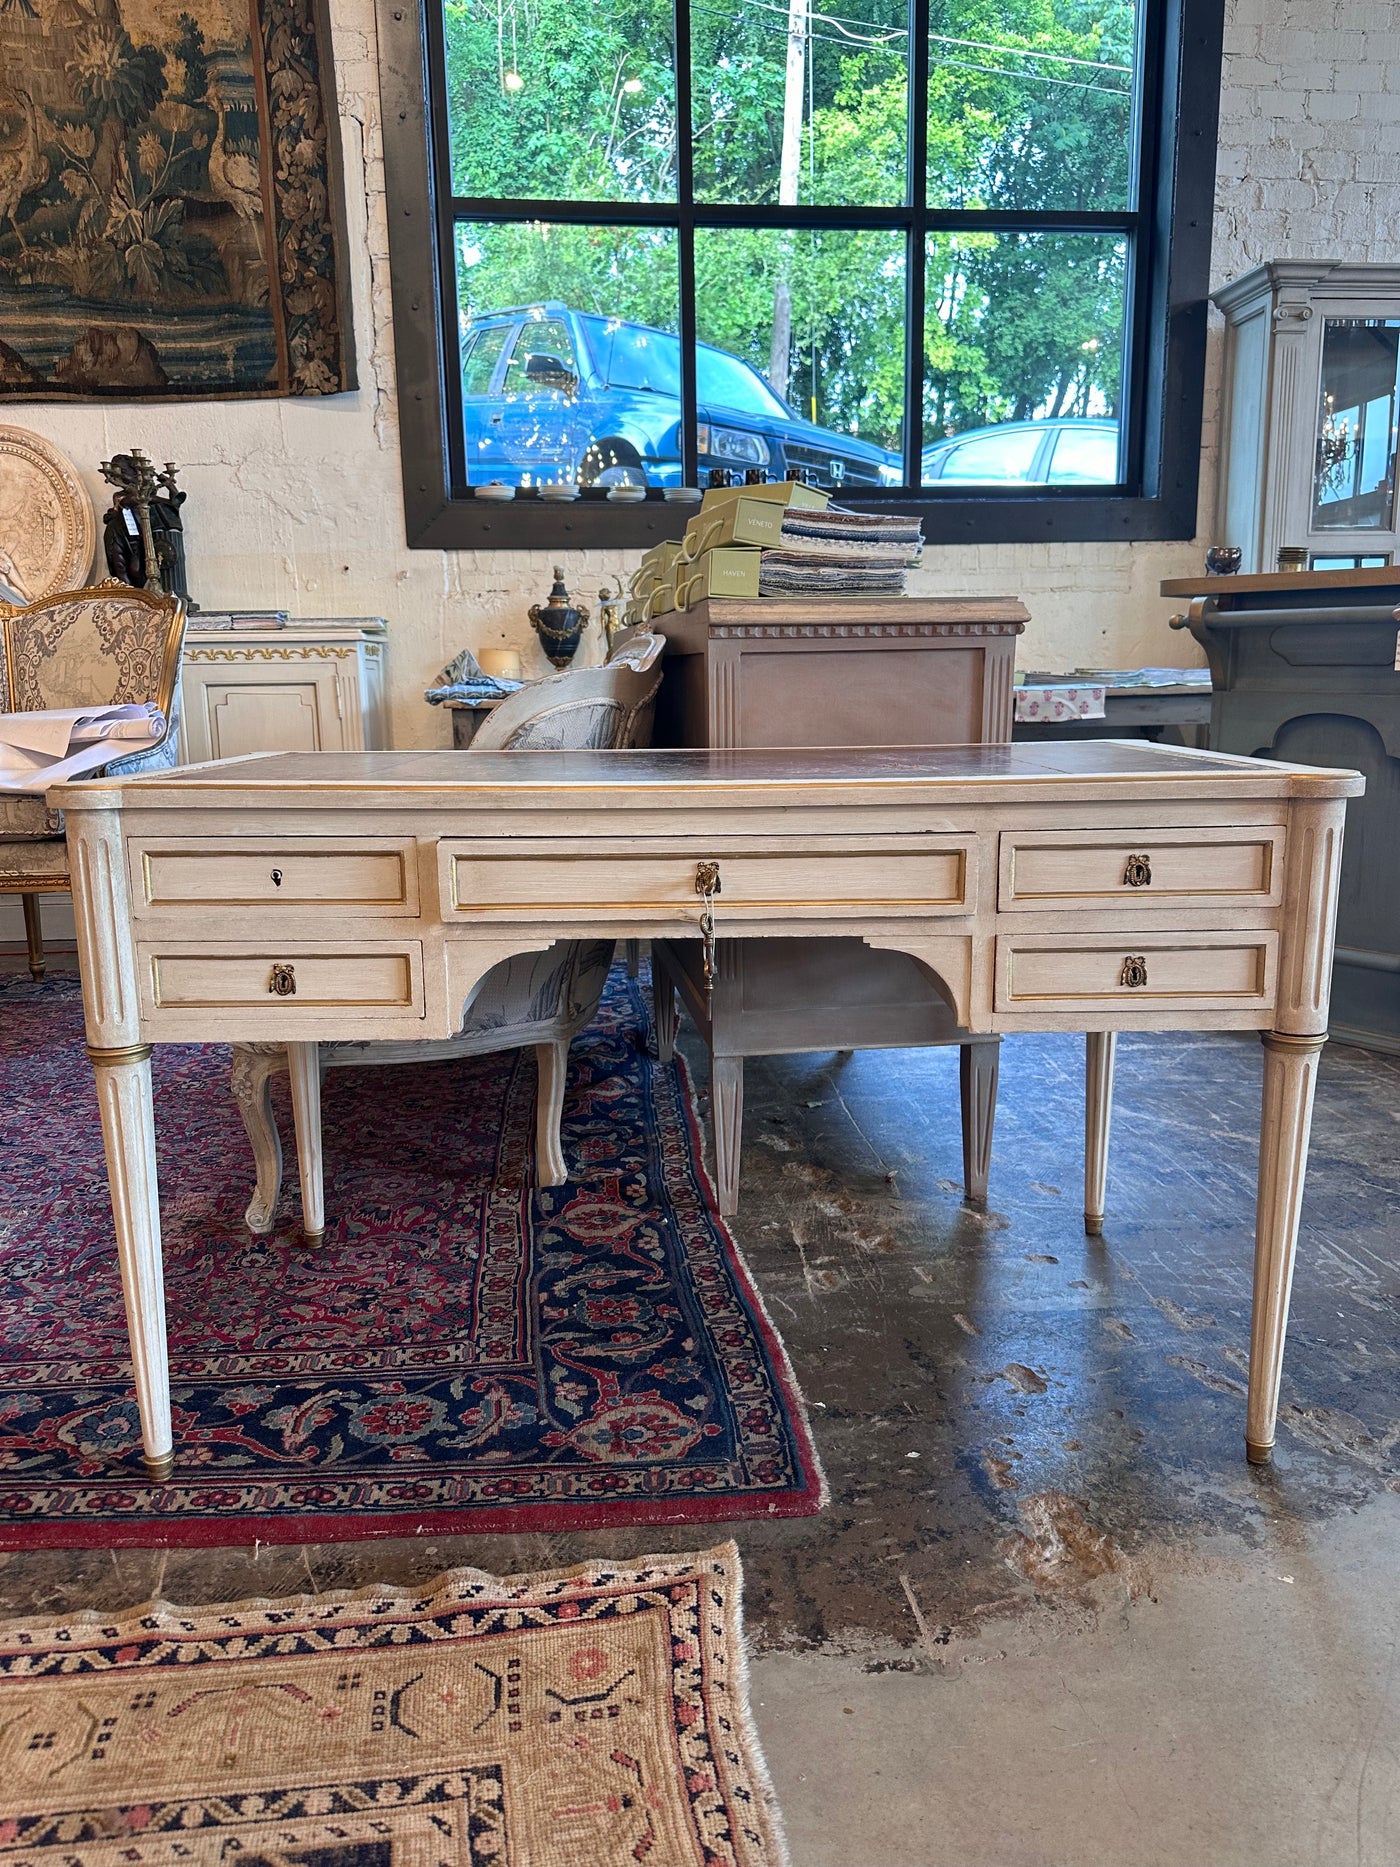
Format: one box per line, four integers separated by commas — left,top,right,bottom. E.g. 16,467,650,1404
0,0,353,398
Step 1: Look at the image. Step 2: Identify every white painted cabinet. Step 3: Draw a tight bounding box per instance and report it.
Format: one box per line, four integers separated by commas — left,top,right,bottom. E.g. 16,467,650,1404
1214,261,1400,573
179,620,388,762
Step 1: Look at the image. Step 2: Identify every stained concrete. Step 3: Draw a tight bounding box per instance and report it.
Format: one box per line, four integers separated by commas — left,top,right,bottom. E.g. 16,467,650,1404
3,982,1400,1864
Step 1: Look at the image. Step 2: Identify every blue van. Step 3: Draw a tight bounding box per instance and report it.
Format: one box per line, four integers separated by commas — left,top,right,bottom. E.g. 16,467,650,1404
460,303,901,490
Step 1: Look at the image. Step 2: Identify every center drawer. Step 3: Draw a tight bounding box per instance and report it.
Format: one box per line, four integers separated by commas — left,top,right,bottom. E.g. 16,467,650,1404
440,836,975,919
141,945,423,1012
133,838,419,915
998,826,1284,911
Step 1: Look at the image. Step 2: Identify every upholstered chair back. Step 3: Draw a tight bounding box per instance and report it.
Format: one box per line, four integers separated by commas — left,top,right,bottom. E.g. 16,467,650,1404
469,634,665,753
0,582,186,718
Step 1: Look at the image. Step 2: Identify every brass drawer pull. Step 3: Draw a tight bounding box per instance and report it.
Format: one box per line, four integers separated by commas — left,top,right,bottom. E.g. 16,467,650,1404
1123,853,1152,888
695,861,721,1001
269,962,297,997
1119,955,1148,989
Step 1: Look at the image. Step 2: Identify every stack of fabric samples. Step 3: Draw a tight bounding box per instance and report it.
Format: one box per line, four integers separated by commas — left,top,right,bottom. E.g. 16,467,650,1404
756,504,924,594
655,482,924,609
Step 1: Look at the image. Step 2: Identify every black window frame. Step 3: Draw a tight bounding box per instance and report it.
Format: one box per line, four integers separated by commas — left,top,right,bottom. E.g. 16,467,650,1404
377,0,1224,550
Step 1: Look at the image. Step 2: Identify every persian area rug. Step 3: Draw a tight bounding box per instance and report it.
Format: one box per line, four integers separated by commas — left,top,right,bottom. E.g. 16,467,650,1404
0,0,350,397
0,1541,790,1867
0,970,821,1547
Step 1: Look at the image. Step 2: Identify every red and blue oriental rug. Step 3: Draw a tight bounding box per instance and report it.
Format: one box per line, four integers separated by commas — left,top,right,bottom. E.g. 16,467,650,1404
0,968,822,1547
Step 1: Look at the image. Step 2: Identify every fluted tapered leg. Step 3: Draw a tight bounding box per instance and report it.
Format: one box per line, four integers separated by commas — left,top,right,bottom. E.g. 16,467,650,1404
654,975,679,1063
1247,1031,1325,1463
22,892,45,982
959,1038,1000,1205
287,1041,324,1245
712,1055,743,1217
1084,1031,1117,1235
90,1046,172,1482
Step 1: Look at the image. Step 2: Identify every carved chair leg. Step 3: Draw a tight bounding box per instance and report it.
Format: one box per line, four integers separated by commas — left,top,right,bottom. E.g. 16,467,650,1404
654,973,680,1063
21,893,45,982
535,1039,570,1186
959,1037,1000,1206
231,1045,286,1234
712,1054,743,1217
624,938,641,979
1085,1031,1117,1235
287,1041,325,1246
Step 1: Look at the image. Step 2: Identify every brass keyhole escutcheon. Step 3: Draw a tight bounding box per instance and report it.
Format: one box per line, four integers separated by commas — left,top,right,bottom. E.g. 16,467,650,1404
270,868,283,888
269,962,297,997
695,862,721,1001
1123,853,1152,889
1119,954,1148,989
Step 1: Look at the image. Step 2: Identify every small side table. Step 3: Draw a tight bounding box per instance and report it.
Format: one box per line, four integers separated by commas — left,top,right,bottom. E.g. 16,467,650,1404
445,697,507,747
1013,669,1211,746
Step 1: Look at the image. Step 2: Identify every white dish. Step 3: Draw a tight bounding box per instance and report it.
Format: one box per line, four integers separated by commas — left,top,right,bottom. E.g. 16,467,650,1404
606,483,648,503
539,483,580,501
663,486,703,503
475,482,516,501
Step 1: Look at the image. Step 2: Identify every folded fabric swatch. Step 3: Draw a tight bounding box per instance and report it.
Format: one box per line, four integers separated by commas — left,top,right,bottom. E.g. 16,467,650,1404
778,504,924,563
757,552,907,595
424,646,525,705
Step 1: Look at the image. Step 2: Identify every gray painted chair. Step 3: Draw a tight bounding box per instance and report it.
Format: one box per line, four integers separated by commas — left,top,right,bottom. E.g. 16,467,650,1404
0,582,186,979
231,634,665,1238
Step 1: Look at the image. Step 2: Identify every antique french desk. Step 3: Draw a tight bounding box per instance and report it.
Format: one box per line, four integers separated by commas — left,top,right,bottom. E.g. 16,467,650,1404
54,741,1361,1483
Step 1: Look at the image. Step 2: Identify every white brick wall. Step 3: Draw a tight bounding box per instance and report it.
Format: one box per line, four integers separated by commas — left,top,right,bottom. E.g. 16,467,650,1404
6,0,1400,744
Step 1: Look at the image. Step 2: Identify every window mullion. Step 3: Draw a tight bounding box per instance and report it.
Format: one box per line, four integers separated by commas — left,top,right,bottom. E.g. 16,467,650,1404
674,0,699,488
905,0,930,489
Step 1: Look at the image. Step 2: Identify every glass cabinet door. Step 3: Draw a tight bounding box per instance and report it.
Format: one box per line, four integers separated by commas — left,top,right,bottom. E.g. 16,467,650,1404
1312,316,1400,533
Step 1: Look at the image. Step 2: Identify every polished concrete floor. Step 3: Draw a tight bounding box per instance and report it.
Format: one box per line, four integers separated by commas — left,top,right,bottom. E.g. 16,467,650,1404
3,965,1400,1865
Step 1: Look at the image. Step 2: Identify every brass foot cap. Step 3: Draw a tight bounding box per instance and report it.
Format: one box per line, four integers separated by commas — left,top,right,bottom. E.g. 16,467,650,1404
1084,1214,1104,1236
302,1229,325,1247
1245,1439,1273,1466
143,1452,175,1484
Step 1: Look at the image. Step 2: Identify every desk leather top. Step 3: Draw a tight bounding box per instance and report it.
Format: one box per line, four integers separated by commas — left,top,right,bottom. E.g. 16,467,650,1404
53,741,1365,807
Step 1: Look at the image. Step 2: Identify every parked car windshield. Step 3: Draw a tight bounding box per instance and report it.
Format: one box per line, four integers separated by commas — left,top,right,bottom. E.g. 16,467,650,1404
578,316,790,420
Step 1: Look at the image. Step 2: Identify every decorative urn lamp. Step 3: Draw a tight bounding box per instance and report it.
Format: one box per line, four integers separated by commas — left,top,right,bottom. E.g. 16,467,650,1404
528,564,589,668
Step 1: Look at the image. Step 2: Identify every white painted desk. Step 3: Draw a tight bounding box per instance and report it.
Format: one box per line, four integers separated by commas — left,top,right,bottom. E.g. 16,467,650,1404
53,742,1362,1483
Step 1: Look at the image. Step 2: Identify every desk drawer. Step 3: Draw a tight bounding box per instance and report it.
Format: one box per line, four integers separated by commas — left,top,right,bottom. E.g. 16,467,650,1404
133,839,418,914
997,826,1284,911
995,931,1278,1012
441,836,974,919
143,945,423,1011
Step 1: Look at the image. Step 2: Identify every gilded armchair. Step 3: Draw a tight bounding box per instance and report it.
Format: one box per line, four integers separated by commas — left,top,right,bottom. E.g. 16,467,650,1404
231,635,666,1240
0,581,186,980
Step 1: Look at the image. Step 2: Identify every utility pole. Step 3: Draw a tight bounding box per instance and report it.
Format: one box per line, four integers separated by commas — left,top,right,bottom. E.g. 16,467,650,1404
768,0,808,398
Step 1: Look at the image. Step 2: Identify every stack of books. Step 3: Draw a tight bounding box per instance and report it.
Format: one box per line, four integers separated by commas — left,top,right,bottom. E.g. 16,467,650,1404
626,483,923,619
186,610,289,631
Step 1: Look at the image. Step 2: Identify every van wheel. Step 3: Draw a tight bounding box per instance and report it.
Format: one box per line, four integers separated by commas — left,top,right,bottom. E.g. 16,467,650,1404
580,441,647,487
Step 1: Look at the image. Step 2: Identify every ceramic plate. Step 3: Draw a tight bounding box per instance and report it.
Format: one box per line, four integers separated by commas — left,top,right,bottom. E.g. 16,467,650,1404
0,425,97,604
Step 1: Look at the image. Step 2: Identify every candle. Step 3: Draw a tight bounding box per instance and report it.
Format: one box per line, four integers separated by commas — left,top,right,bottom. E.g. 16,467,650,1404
480,647,523,681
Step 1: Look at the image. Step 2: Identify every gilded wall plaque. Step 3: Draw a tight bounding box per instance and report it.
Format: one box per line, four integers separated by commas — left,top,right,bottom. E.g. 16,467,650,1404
0,424,97,604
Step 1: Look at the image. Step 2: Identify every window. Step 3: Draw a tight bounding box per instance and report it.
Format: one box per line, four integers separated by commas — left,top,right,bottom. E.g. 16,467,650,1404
379,0,1224,547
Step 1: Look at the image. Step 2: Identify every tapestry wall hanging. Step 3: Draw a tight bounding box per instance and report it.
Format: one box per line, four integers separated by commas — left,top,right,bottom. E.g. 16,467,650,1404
0,0,354,398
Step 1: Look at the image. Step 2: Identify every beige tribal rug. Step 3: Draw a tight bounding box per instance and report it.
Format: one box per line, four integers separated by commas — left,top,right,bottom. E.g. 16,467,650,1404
0,1541,787,1866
